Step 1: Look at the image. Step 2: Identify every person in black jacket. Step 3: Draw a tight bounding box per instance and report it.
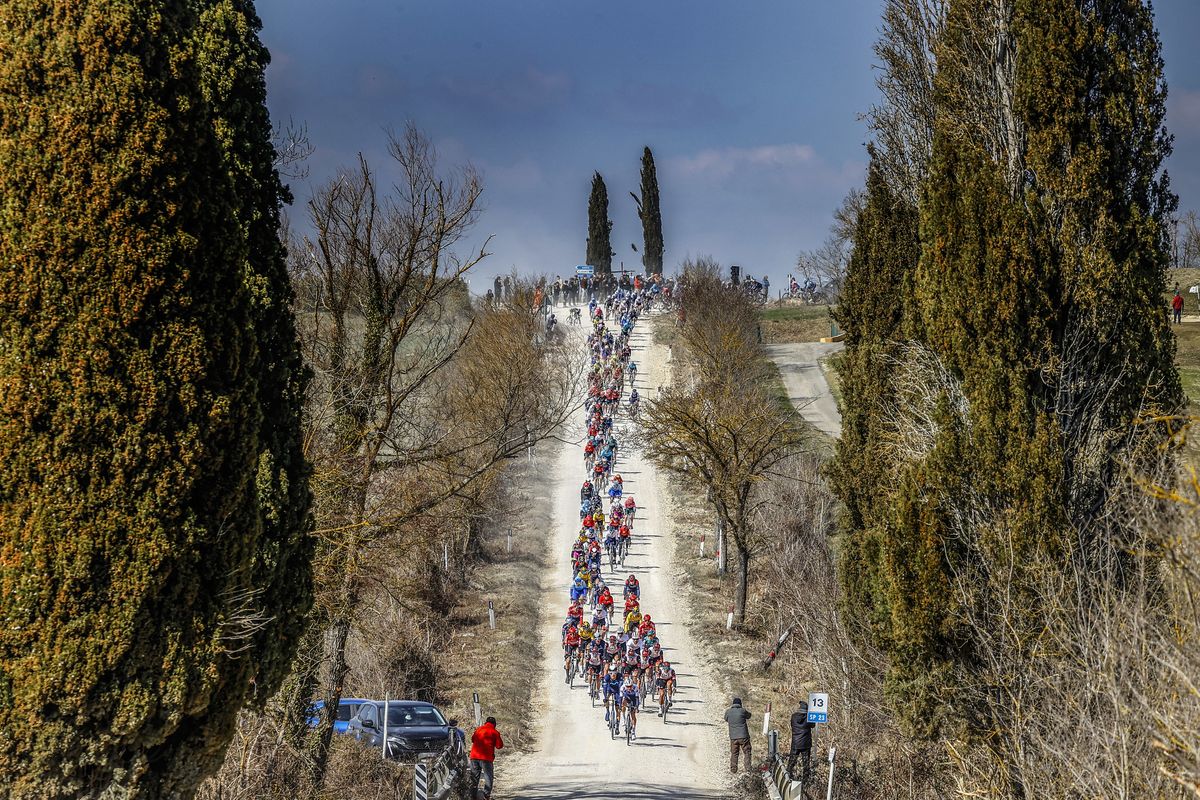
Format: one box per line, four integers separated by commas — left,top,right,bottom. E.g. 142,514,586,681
787,701,816,783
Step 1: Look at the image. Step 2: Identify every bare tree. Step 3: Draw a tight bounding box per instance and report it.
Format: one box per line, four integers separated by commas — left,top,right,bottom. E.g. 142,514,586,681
868,0,946,203
639,265,806,626
287,125,577,786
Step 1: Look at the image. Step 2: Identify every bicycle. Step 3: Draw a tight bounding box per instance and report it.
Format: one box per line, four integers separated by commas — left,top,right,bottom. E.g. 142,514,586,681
624,705,635,746
589,669,600,706
606,539,619,570
565,650,579,687
608,699,621,739
618,538,630,566
658,686,672,721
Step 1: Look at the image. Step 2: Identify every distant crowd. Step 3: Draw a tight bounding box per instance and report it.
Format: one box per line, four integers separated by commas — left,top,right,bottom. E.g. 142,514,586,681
487,272,675,307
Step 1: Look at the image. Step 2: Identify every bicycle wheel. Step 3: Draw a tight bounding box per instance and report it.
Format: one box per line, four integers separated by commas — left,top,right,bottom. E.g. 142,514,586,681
626,712,633,746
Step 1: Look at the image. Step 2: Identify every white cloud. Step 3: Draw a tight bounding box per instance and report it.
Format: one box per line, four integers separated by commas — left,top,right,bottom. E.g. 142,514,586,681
671,144,817,178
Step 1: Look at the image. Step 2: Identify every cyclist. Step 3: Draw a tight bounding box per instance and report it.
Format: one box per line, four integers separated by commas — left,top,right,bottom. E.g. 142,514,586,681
604,528,619,564
603,632,622,664
655,661,676,715
624,606,643,634
565,600,584,629
570,573,588,604
623,495,636,522
591,601,610,631
596,585,614,614
579,620,595,646
638,613,656,638
585,640,604,694
620,672,641,739
624,573,640,600
623,592,640,618
562,624,581,679
602,664,623,722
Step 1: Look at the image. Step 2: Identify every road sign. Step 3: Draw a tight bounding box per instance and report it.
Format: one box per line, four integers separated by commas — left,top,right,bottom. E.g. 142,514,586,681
808,692,829,724
576,265,594,277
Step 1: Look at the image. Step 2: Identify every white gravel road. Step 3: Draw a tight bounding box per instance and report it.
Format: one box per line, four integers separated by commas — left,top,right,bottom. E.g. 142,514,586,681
764,342,844,438
502,317,733,800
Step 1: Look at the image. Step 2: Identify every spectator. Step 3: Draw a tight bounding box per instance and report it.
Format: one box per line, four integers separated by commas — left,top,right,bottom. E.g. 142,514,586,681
787,701,815,784
1173,286,1184,324
469,716,504,800
724,697,753,774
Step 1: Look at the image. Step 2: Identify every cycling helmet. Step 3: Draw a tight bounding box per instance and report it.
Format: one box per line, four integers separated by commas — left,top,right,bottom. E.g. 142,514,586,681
643,614,651,621
581,621,592,631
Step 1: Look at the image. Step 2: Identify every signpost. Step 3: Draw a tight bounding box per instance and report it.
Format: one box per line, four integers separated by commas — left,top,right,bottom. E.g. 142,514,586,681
807,692,828,724
576,265,594,277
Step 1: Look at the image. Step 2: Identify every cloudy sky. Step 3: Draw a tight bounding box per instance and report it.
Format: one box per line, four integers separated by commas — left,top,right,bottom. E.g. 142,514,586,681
258,0,1200,288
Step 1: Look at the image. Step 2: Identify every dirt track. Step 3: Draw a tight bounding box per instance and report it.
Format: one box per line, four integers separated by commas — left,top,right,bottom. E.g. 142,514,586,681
502,316,732,799
764,342,844,438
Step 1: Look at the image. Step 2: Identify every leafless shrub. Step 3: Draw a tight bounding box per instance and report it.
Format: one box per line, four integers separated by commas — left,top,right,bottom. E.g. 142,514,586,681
755,454,949,799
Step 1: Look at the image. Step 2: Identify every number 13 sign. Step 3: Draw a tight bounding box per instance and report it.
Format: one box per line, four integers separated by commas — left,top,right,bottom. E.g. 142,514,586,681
807,692,829,724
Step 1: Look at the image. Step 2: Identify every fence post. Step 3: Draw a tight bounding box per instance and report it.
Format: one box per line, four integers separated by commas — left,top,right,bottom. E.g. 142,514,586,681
507,528,512,554
414,761,429,800
716,518,727,576
488,600,495,630
473,692,482,726
768,729,778,760
826,746,837,800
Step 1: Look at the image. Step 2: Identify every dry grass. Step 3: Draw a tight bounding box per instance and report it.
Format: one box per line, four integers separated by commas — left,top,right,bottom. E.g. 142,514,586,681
759,303,836,344
435,451,554,751
660,471,812,729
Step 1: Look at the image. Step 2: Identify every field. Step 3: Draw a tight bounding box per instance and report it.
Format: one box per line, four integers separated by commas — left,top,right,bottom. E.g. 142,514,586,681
759,303,836,344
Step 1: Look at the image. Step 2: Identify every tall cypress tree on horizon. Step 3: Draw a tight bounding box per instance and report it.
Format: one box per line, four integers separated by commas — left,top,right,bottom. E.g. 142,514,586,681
0,1,312,796
635,147,665,276
586,171,614,276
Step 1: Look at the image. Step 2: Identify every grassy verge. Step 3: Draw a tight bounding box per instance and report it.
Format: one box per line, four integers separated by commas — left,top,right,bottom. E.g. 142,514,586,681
438,452,553,750
819,352,844,413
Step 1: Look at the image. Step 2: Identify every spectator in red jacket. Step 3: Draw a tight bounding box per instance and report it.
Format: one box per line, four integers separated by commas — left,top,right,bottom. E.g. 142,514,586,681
469,716,504,799
1173,288,1184,324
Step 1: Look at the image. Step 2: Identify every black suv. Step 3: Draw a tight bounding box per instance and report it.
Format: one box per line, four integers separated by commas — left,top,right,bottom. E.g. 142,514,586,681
347,701,463,762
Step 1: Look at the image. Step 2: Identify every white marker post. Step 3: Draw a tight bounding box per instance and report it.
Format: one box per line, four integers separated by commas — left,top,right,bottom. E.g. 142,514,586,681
488,600,496,630
699,533,705,559
507,528,513,554
726,605,735,630
827,746,837,800
762,702,771,736
472,692,482,727
382,696,389,762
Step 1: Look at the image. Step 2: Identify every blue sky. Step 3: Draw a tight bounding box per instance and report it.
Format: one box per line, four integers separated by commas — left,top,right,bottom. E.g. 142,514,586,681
258,0,1200,288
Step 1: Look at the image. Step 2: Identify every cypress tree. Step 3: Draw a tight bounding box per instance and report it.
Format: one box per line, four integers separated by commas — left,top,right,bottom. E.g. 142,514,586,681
586,171,614,276
636,147,665,276
0,1,312,796
829,148,920,647
847,0,1181,742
